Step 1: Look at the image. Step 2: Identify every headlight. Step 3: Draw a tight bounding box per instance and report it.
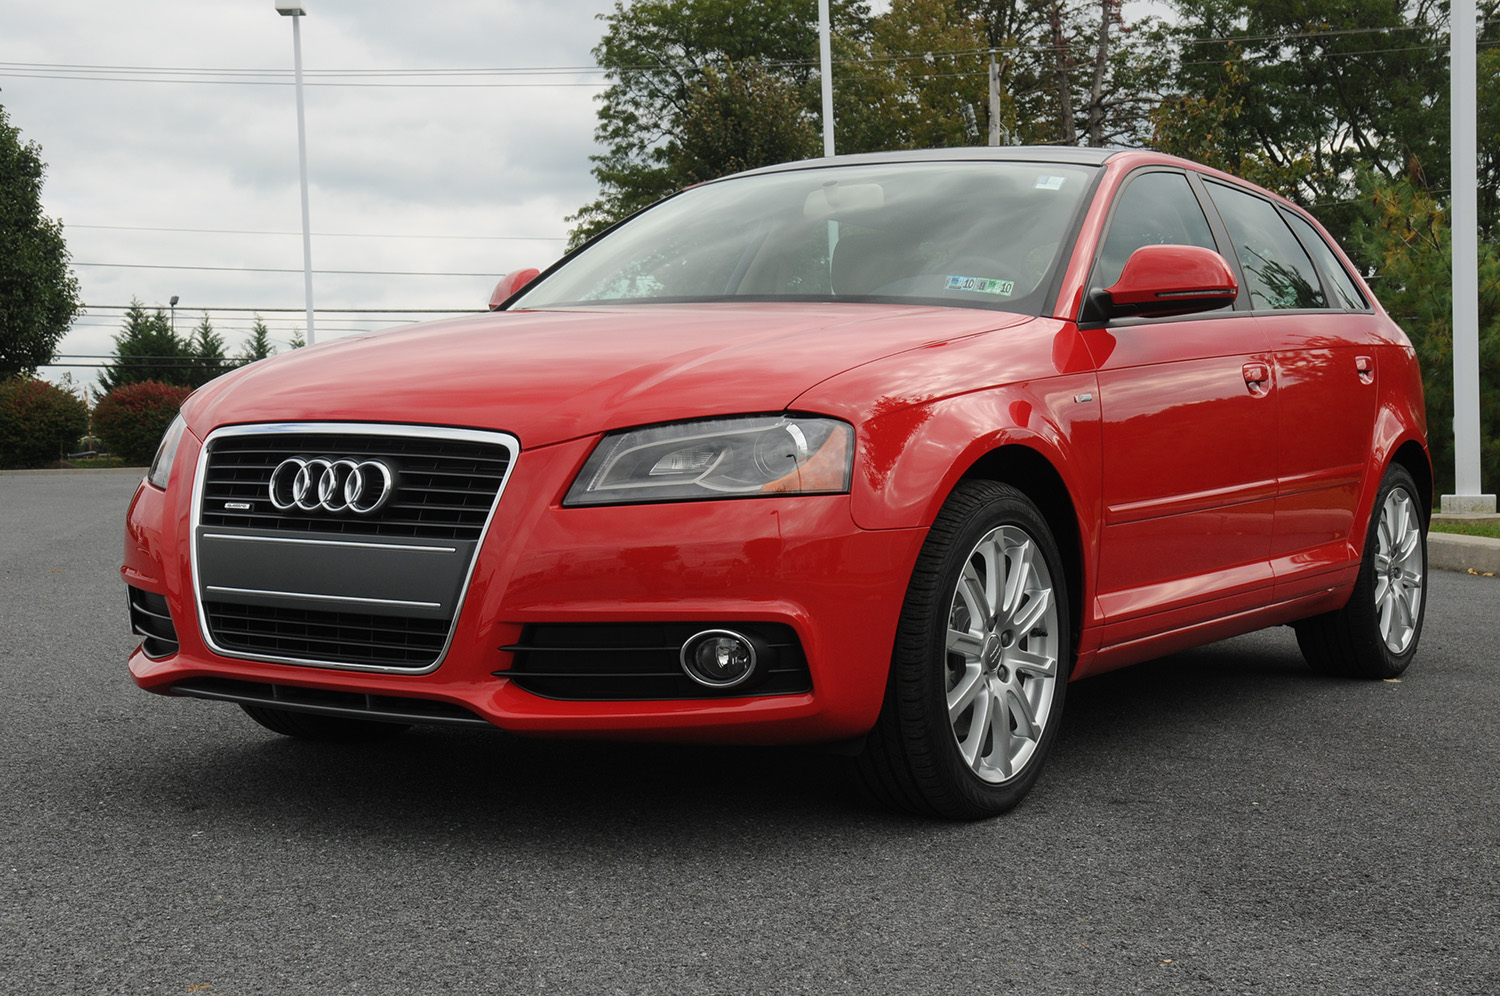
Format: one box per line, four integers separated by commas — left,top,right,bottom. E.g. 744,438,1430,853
146,415,188,490
564,415,853,506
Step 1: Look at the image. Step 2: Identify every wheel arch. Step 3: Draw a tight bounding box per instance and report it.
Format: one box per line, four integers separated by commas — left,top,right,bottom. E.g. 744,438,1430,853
959,445,1087,661
1390,438,1433,522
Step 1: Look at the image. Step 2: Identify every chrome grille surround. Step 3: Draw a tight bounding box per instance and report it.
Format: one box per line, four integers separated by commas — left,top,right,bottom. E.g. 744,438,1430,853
191,422,519,674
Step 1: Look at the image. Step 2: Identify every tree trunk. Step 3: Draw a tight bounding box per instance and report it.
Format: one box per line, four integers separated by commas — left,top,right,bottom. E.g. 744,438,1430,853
1085,0,1118,147
1049,2,1076,145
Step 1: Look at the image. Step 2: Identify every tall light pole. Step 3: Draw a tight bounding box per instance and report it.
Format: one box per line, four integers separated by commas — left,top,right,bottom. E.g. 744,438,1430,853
1445,0,1493,512
277,2,316,346
169,295,178,337
818,0,834,157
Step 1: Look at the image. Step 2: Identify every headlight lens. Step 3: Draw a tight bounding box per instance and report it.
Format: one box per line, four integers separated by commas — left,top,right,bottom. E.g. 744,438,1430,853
564,415,854,506
146,415,188,490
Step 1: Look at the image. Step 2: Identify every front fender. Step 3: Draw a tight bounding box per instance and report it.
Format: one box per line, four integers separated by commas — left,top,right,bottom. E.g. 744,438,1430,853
849,376,1103,534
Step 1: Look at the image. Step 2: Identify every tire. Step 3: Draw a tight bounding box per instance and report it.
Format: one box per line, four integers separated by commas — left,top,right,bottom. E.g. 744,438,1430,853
239,704,411,743
857,480,1071,819
1294,463,1427,679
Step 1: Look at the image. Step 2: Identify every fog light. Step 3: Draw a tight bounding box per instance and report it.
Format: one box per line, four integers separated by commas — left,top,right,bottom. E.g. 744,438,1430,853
681,629,759,690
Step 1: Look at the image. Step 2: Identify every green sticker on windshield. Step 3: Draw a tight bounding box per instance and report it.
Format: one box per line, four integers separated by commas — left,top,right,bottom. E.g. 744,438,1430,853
946,275,1016,296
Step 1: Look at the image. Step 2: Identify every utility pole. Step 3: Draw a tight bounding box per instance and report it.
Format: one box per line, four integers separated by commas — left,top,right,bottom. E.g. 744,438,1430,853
988,50,1003,146
1445,0,1493,512
277,2,316,346
818,0,835,157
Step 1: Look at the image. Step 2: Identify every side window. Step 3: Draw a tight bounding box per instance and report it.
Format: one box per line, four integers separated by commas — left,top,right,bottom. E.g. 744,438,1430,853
1281,209,1368,310
1094,171,1218,288
1205,181,1326,310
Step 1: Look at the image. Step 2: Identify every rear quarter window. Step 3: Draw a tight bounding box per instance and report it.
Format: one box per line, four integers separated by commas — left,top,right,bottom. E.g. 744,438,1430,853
1281,209,1369,311
1205,181,1326,311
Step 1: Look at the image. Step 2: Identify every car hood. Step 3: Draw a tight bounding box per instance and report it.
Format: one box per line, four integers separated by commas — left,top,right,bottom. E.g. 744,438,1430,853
186,303,1033,447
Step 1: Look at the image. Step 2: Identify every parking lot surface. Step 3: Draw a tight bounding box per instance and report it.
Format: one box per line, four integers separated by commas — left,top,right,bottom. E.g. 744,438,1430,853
2,470,1496,994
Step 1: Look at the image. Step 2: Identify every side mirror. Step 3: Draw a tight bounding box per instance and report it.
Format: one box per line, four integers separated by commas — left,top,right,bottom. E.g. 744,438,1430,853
488,268,541,311
1097,245,1238,319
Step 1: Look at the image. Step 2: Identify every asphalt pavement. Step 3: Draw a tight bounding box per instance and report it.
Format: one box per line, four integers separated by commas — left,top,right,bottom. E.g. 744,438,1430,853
2,470,1496,995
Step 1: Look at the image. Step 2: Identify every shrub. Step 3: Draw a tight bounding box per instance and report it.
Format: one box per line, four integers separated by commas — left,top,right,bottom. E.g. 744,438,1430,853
0,377,89,468
93,380,191,466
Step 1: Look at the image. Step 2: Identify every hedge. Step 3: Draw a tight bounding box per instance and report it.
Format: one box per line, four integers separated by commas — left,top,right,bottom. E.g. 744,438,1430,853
0,377,90,468
93,381,192,466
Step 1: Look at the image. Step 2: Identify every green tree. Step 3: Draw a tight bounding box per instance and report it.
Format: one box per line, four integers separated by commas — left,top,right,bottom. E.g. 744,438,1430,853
238,317,276,363
99,300,193,391
667,61,820,185
573,0,1173,245
0,104,83,377
187,313,229,386
1151,54,1308,195
833,0,992,151
1347,177,1500,496
911,0,1166,149
1156,0,1453,241
569,0,871,245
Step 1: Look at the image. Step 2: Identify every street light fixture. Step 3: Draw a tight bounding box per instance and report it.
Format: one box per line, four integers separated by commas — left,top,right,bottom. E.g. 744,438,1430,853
277,1,315,346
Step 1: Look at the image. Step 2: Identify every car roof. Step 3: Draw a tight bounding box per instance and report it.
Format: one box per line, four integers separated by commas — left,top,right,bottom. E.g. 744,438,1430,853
727,146,1304,215
733,145,1122,178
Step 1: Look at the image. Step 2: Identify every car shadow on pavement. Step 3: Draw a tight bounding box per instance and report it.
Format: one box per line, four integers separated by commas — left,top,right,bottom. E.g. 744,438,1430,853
121,627,1330,842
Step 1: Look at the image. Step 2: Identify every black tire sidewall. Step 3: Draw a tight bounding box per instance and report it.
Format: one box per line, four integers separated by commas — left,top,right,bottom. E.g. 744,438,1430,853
895,481,1072,818
1351,465,1427,676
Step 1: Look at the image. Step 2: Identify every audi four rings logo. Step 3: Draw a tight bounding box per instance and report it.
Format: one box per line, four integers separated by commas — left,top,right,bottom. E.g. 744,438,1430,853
268,457,397,515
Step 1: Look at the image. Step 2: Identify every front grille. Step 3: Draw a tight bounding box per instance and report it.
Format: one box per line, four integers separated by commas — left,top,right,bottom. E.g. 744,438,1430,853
192,424,517,673
502,622,812,701
128,586,179,659
199,429,513,542
203,601,450,669
169,677,491,727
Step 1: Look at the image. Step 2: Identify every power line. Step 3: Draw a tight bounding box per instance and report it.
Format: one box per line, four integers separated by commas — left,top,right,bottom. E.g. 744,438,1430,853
82,304,482,313
0,60,610,76
69,223,565,241
74,261,501,277
4,22,1485,85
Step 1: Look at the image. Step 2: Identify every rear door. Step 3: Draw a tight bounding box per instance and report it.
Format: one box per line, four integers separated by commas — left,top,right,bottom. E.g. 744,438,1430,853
1199,181,1378,600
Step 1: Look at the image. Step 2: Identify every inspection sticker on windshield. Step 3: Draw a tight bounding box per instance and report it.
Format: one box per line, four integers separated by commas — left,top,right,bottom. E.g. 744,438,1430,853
1034,175,1067,190
946,276,1016,296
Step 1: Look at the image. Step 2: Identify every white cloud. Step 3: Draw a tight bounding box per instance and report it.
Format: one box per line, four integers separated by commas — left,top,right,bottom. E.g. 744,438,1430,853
4,0,619,378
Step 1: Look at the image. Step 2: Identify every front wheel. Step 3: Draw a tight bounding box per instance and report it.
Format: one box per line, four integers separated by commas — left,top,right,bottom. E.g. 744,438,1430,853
1294,463,1427,678
857,481,1071,819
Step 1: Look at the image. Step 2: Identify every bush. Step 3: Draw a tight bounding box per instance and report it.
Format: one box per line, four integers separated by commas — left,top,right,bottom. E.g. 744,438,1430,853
0,377,89,468
93,380,191,466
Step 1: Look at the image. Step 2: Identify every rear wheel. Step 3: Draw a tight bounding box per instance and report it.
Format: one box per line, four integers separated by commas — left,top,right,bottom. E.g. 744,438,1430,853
858,481,1071,819
1294,464,1426,678
240,704,411,743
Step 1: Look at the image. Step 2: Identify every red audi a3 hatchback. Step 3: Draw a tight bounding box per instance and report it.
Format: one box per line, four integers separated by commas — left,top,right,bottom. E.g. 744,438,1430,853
124,147,1430,818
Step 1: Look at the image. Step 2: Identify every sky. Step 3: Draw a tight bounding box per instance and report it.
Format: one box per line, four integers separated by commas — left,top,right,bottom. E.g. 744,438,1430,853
4,0,627,388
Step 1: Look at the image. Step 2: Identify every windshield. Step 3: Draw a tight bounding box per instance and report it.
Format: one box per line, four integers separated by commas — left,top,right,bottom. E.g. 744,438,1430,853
511,161,1098,314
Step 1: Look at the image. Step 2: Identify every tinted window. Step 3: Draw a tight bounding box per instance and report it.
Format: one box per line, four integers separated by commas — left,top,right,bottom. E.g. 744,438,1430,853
1281,209,1367,310
1094,171,1218,288
1205,181,1326,310
514,162,1096,315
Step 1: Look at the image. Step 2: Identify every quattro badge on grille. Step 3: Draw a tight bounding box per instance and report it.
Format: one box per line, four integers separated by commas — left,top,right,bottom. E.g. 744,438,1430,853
268,457,397,515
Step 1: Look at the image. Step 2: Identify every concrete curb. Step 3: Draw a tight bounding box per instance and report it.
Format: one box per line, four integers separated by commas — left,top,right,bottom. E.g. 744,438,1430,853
1429,532,1500,576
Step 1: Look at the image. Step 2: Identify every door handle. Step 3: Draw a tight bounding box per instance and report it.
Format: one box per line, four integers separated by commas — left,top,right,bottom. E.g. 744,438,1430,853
1356,354,1374,385
1243,361,1272,396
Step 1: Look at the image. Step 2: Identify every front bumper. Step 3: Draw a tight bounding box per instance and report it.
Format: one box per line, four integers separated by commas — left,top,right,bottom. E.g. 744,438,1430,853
124,430,926,744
